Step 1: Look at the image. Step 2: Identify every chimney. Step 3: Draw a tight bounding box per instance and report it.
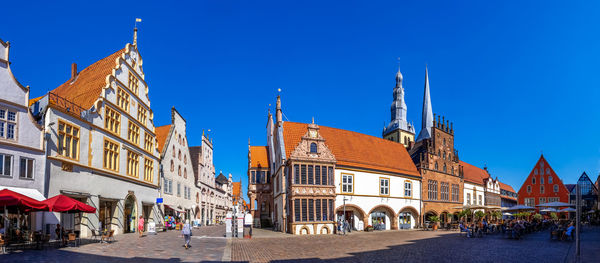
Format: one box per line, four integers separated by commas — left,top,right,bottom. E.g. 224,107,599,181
71,63,78,80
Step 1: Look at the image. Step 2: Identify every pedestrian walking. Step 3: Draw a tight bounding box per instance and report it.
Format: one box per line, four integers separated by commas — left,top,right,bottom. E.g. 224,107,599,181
182,219,192,249
138,216,144,238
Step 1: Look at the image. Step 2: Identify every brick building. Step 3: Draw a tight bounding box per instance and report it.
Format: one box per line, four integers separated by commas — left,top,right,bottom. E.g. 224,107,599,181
517,155,569,210
408,68,463,225
247,145,274,227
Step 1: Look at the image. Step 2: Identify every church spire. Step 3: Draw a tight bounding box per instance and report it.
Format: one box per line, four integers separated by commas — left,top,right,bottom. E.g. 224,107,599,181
416,66,433,142
383,61,414,137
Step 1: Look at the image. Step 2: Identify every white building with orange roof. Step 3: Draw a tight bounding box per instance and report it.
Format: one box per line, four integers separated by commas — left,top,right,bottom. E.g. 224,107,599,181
155,107,198,224
499,182,518,208
0,38,47,231
460,161,502,210
30,30,161,237
252,96,422,235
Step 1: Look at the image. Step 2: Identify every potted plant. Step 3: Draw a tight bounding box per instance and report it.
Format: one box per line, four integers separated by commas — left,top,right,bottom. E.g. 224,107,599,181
428,215,440,230
533,214,542,221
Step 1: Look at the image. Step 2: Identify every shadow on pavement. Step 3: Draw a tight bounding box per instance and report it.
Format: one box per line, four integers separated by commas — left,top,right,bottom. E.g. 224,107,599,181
232,226,600,263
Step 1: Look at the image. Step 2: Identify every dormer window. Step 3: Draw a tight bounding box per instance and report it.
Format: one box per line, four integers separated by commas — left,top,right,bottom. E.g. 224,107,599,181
310,142,317,153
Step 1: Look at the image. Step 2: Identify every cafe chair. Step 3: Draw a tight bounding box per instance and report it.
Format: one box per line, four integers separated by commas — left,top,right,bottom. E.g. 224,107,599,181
91,230,102,242
67,233,78,247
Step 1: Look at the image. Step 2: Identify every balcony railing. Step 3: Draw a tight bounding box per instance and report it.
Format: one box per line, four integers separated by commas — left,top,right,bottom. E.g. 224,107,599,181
48,92,86,117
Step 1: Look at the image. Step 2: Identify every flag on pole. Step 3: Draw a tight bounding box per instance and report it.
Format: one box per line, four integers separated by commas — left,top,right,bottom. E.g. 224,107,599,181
136,18,142,22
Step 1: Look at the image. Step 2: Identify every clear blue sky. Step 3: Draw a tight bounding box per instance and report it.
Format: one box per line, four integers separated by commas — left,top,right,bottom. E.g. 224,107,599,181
4,1,600,200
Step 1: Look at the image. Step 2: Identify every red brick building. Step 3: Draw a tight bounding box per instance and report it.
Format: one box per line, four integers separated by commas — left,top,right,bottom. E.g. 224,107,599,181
517,155,569,210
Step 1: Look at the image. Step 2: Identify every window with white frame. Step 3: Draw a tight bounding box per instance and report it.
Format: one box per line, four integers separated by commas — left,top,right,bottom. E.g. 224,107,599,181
539,197,546,204
0,154,12,176
478,195,482,205
0,108,17,140
527,185,532,193
380,178,389,195
525,198,535,207
342,174,353,193
540,185,545,194
549,176,553,184
541,176,544,184
19,157,34,179
549,197,560,203
177,183,181,197
404,181,412,197
467,193,471,204
553,184,559,193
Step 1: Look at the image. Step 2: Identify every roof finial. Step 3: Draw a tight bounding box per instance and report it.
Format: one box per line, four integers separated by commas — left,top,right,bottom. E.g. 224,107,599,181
312,116,314,124
133,18,141,46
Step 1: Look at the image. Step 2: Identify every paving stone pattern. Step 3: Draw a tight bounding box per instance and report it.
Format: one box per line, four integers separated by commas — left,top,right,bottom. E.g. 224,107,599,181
1,225,227,262
232,226,600,263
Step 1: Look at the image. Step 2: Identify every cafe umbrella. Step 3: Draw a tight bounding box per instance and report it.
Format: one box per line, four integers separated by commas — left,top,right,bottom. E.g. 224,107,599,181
535,202,574,208
0,189,48,237
41,195,96,213
40,195,96,244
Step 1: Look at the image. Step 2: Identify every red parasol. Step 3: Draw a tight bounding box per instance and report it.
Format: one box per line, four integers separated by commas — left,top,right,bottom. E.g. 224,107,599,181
0,189,48,210
42,195,96,213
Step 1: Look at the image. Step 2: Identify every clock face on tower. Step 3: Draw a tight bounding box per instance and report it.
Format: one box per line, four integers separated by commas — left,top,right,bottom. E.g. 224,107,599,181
309,130,317,138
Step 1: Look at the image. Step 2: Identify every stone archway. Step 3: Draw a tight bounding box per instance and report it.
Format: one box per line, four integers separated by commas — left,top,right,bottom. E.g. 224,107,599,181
368,205,398,230
398,206,419,229
335,204,368,231
423,210,438,227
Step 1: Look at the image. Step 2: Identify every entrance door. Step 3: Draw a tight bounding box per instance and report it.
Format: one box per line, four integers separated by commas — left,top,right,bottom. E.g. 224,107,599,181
124,196,137,233
399,212,412,229
371,211,386,230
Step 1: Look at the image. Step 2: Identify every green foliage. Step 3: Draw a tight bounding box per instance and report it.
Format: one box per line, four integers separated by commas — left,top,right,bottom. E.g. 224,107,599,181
428,215,440,222
491,210,502,220
474,211,485,219
550,213,558,220
533,214,542,220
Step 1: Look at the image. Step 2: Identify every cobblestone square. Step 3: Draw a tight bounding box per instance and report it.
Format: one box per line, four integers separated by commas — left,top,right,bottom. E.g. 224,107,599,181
1,225,599,262
0,225,228,262
232,227,600,263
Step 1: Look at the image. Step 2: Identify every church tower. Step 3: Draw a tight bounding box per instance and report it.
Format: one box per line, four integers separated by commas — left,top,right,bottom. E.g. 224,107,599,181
383,64,415,147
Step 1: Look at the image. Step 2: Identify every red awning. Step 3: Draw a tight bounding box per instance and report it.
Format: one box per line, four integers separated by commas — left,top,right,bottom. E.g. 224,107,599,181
42,195,96,213
0,189,48,210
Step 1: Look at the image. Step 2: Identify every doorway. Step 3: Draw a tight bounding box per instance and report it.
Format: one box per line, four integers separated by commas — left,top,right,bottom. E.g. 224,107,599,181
124,195,137,233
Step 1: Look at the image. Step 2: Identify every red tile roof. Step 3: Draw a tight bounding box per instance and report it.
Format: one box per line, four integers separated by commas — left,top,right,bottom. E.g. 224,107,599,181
232,182,242,205
155,125,172,154
283,122,420,177
250,146,269,168
460,161,489,185
499,182,516,193
50,48,125,110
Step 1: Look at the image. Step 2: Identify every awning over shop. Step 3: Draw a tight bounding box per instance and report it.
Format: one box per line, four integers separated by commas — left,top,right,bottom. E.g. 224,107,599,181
164,204,186,213
0,186,45,201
